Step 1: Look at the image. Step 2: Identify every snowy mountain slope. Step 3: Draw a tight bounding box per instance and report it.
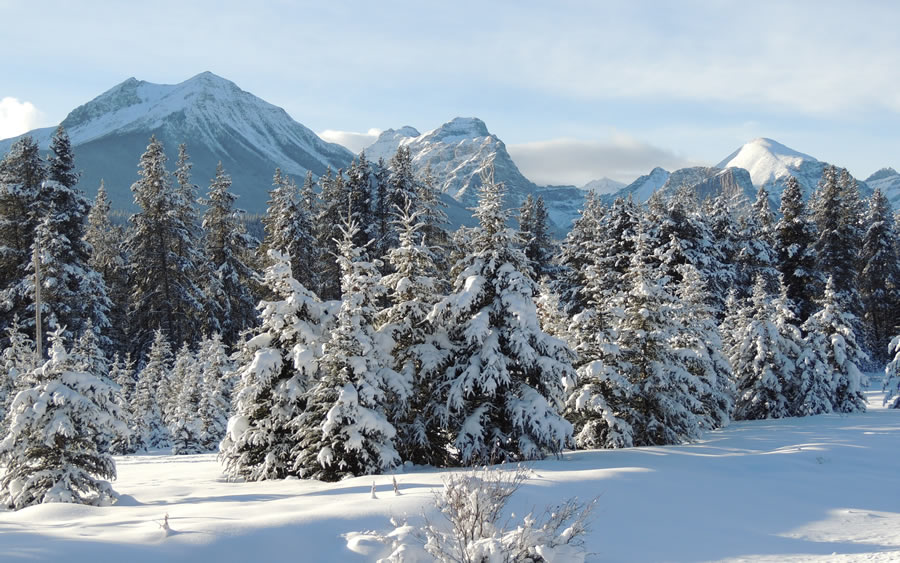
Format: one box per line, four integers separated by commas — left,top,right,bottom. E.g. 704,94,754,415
581,177,626,194
866,168,900,207
0,388,896,562
365,117,586,232
0,72,355,213
601,166,671,204
716,137,870,204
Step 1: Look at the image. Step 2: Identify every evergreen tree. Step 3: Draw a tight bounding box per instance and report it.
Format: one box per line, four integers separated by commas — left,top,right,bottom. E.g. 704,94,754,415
202,162,259,345
518,195,552,277
672,264,734,430
108,353,137,455
803,277,868,414
262,169,316,291
293,216,399,480
427,167,573,465
859,189,900,363
775,176,818,324
0,318,35,435
0,136,44,293
416,164,450,263
169,343,203,454
0,328,123,509
47,125,78,188
884,335,900,409
196,333,233,451
377,202,450,466
812,166,862,306
131,329,172,450
85,182,129,354
126,136,209,357
346,152,374,248
730,277,803,420
555,192,604,315
314,168,345,299
735,185,779,296
220,251,330,481
612,226,706,445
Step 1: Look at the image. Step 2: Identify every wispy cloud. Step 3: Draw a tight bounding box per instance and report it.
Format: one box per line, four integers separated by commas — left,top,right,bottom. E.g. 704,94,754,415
509,134,699,187
0,97,43,140
318,128,381,154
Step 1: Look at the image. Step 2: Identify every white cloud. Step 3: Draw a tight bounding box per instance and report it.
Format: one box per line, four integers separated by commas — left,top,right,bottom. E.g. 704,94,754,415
508,135,700,187
0,97,43,139
318,128,381,154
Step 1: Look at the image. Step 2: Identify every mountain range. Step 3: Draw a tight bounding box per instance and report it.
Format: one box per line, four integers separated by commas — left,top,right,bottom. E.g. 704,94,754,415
0,72,892,230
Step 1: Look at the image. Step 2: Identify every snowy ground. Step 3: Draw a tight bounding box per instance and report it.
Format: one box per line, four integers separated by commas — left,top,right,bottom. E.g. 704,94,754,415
1,386,898,562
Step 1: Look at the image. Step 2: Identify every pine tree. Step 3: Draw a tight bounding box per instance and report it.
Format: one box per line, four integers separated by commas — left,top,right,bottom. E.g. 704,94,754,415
427,167,573,465
672,264,734,429
730,277,803,420
735,185,779,296
0,136,44,293
884,335,900,409
812,166,862,304
803,277,868,414
0,318,35,435
346,152,375,248
518,195,553,277
0,328,123,509
293,215,399,480
126,137,209,357
314,168,346,299
202,162,259,345
775,176,818,324
196,333,233,451
377,201,450,466
169,343,203,454
555,192,604,315
85,182,129,354
107,353,137,455
47,125,79,188
220,251,330,481
131,329,172,450
859,189,900,363
613,227,706,445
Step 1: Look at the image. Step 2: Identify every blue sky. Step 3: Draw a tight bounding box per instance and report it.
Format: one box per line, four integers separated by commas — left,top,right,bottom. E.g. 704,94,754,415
2,0,898,186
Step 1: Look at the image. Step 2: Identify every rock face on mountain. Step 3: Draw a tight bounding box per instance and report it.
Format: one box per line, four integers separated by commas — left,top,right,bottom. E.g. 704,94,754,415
866,168,900,207
581,177,625,194
0,72,355,212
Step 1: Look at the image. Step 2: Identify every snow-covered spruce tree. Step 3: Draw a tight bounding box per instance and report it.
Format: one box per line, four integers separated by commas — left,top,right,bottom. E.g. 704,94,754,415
672,264,734,430
126,137,209,357
0,135,44,294
385,146,420,249
131,329,172,450
346,153,375,249
555,192,604,315
701,194,740,316
518,194,553,278
47,125,78,188
202,162,259,346
0,328,123,509
85,182,130,354
108,353,138,455
292,216,400,481
0,318,35,435
262,168,317,291
196,333,233,451
314,168,346,300
377,201,450,466
884,335,900,409
802,277,868,414
775,176,819,325
220,251,329,481
612,225,706,446
416,164,450,263
169,342,204,454
859,189,900,363
735,185,779,297
729,277,803,420
427,166,573,465
812,166,862,312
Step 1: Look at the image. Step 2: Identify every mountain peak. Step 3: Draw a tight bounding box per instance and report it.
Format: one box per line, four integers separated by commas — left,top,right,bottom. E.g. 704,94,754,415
866,167,899,183
427,117,491,141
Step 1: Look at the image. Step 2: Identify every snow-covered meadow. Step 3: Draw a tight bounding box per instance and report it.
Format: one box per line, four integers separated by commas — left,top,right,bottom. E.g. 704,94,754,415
1,385,897,562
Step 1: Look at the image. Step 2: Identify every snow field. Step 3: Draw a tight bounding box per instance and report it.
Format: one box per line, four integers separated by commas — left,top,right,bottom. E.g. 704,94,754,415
0,388,897,562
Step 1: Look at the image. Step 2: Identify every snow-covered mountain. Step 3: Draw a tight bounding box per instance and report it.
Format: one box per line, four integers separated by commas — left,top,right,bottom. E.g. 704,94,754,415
365,117,585,232
603,167,670,203
716,137,870,204
866,168,900,207
600,165,756,206
0,72,355,212
581,177,626,194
